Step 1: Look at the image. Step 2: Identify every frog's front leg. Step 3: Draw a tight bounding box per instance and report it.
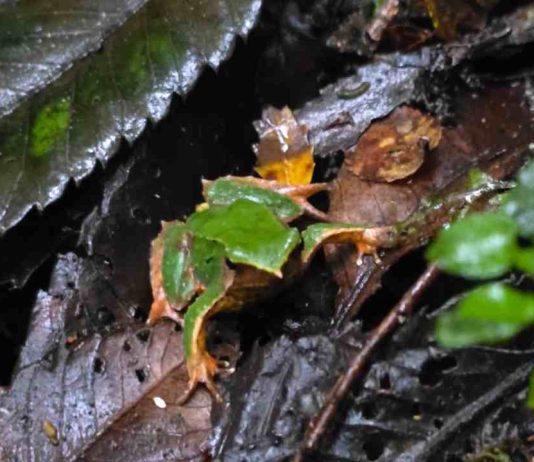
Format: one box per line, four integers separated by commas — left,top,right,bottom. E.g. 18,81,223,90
302,223,399,265
277,182,331,221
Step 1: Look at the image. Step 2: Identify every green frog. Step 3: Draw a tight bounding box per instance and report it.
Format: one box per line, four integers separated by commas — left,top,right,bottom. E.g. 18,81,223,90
148,176,398,402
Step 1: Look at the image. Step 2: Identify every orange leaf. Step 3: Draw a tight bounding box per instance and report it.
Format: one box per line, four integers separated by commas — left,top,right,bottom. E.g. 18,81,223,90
254,106,315,185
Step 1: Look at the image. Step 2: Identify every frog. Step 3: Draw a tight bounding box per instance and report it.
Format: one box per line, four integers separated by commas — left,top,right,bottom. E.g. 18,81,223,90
148,176,398,402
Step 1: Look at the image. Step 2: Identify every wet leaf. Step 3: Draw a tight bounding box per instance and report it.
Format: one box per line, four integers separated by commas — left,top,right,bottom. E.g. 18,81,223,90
436,283,534,348
345,106,442,183
325,84,534,322
504,160,534,239
0,0,261,234
427,212,518,280
83,368,211,461
0,254,212,461
423,0,496,41
187,200,301,276
254,106,315,185
213,312,534,461
290,60,424,159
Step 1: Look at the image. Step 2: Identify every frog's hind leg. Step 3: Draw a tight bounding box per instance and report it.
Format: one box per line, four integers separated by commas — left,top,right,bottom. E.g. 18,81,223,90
179,274,235,404
178,349,223,404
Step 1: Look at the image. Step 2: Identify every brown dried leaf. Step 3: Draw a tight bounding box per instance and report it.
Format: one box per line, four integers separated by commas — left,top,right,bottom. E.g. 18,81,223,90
0,254,211,461
423,0,496,41
346,106,442,183
254,106,315,185
83,369,212,462
327,84,534,324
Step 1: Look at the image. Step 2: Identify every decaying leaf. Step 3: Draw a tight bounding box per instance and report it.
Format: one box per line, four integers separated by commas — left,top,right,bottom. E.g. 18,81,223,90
213,313,534,461
327,84,534,323
0,254,212,461
423,0,497,41
254,106,315,185
345,106,442,183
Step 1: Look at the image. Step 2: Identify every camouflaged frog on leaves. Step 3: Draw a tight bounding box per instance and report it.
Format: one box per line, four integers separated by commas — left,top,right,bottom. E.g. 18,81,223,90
147,176,398,401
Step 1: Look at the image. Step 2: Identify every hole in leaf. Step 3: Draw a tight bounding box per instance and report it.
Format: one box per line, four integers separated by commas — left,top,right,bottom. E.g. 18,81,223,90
135,367,149,383
136,329,150,343
129,305,145,321
74,303,84,319
97,306,115,324
362,436,384,461
419,355,458,387
412,402,422,419
362,402,376,419
379,373,391,390
446,455,463,462
93,357,105,374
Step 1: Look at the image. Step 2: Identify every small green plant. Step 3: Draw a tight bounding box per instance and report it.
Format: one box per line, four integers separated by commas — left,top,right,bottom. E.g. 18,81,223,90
427,158,534,407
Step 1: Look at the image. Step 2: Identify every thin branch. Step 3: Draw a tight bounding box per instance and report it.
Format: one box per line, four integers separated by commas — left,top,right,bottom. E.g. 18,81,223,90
293,264,440,462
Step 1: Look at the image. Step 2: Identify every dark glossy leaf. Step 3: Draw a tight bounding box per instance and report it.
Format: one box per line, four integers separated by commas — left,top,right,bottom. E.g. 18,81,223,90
427,212,518,280
213,312,534,461
187,200,300,276
0,254,212,461
436,283,534,348
0,0,261,234
504,159,534,238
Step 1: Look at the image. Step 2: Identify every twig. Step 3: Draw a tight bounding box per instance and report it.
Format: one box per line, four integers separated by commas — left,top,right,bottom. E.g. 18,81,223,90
366,0,400,42
293,264,440,462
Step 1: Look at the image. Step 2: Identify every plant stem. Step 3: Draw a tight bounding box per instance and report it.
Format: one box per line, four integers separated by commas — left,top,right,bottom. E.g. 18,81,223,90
293,264,440,462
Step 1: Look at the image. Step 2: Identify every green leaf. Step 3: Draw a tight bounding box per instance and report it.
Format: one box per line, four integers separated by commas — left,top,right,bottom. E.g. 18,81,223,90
188,199,300,276
504,159,534,238
514,247,534,276
426,212,518,279
436,283,534,348
527,369,534,409
203,177,302,222
0,0,261,234
161,222,196,307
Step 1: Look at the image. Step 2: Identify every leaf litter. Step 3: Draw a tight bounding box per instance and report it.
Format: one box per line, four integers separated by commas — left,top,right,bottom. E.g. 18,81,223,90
2,1,534,461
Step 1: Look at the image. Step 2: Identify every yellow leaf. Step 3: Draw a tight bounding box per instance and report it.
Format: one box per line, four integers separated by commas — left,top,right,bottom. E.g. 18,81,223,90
254,106,315,185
